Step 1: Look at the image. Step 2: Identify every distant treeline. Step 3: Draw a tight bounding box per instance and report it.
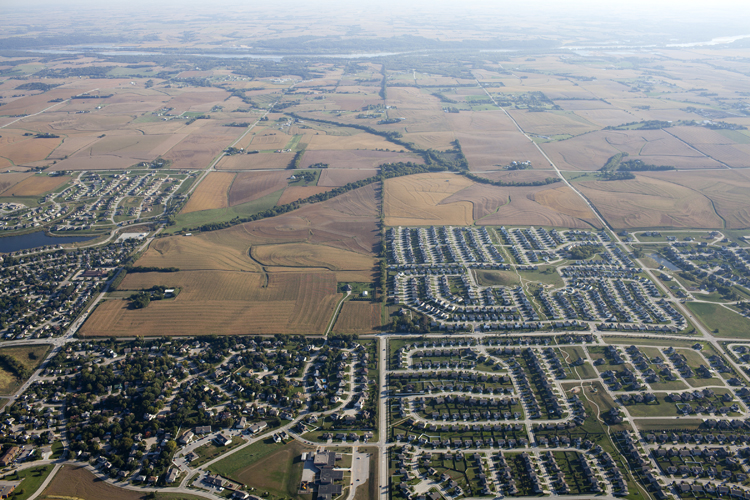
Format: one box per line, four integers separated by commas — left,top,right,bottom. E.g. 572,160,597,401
15,82,60,91
464,172,561,187
128,266,180,273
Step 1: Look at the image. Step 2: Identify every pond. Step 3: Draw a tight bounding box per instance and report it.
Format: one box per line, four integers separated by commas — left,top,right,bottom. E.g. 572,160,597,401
649,253,681,271
0,231,97,254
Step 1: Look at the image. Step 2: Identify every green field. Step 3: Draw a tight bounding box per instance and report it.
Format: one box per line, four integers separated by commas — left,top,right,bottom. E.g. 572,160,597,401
0,465,54,500
209,438,315,500
473,269,520,287
166,189,284,234
687,302,750,339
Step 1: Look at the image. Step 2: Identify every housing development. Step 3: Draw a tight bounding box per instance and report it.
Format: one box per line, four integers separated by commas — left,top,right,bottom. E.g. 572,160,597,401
2,3,750,500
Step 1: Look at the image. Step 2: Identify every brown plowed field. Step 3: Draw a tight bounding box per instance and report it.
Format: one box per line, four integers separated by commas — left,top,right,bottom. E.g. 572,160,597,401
216,152,292,170
40,465,144,500
577,175,723,229
276,186,334,205
228,171,290,206
81,271,340,336
181,172,235,213
333,301,382,334
383,172,475,226
1,175,70,196
318,169,378,187
252,243,377,272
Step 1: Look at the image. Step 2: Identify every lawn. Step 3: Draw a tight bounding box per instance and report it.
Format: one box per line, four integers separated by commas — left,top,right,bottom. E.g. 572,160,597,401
687,301,750,339
517,266,564,287
209,439,315,500
473,269,520,287
1,465,54,500
192,436,245,466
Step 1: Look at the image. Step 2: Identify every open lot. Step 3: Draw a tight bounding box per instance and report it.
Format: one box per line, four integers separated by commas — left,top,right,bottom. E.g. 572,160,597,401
39,465,143,500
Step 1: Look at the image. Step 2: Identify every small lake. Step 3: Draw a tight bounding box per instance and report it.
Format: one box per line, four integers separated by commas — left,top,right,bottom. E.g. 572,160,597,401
0,231,97,254
649,253,680,271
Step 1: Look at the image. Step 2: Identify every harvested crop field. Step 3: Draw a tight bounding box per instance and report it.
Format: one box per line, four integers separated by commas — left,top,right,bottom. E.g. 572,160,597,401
252,243,377,272
277,186,333,205
216,152,293,170
163,124,244,170
667,126,750,168
81,271,341,336
507,110,598,136
541,130,725,171
40,465,144,500
141,184,380,271
248,131,292,149
384,172,474,226
640,170,750,228
0,133,61,165
0,172,33,194
181,172,235,213
457,130,552,170
1,174,70,196
333,301,382,334
233,183,381,255
441,183,601,228
318,169,378,187
300,149,423,170
138,233,262,272
304,132,393,150
228,171,290,206
576,175,723,229
402,131,456,150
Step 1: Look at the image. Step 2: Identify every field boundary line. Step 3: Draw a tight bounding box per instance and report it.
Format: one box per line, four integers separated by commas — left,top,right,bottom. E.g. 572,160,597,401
326,290,351,336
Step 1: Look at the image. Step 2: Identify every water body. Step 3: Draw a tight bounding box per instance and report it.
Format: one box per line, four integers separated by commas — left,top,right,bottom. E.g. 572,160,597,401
29,48,412,60
649,253,680,271
0,231,96,254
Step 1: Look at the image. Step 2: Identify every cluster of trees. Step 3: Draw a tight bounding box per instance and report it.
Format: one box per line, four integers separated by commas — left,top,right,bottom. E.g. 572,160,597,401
569,244,602,260
15,82,60,91
288,150,305,170
0,353,31,381
464,171,560,187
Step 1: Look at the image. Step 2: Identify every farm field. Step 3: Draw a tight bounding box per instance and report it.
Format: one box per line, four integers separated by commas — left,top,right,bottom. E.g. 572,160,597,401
575,175,723,229
216,152,294,170
318,168,378,187
228,170,291,206
541,129,725,171
333,302,382,334
251,242,377,273
180,172,235,213
383,172,474,226
81,270,342,336
39,465,143,500
277,186,333,205
639,169,750,229
300,149,422,170
0,172,33,194
0,174,69,196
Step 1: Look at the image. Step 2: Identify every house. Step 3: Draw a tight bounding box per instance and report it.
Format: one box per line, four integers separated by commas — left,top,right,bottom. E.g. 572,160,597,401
177,430,194,445
249,422,267,434
205,475,224,487
165,468,179,484
195,425,211,435
0,482,17,499
0,447,19,467
213,434,232,447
